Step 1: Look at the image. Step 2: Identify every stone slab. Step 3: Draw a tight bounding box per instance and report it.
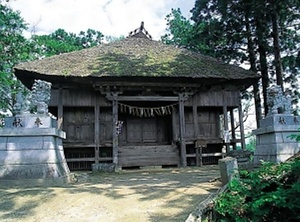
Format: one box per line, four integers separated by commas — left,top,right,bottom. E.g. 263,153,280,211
4,115,57,129
259,114,298,128
0,128,66,139
0,162,70,180
254,142,300,163
0,149,67,164
218,157,238,185
92,163,116,172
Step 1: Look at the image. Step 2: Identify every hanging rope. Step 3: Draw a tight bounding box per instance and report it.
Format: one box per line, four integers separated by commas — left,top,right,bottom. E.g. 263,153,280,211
118,102,178,117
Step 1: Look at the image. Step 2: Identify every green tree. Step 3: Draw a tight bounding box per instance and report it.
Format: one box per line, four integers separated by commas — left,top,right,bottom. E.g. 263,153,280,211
215,159,300,221
30,28,103,58
161,9,194,49
0,3,105,115
163,0,300,122
192,0,300,115
0,3,30,114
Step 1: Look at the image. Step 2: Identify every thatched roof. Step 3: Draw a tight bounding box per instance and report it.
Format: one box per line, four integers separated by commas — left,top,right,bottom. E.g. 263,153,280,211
14,33,259,87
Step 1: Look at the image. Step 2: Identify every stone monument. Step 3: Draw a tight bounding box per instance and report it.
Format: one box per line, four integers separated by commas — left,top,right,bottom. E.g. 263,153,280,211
253,85,300,164
0,80,71,185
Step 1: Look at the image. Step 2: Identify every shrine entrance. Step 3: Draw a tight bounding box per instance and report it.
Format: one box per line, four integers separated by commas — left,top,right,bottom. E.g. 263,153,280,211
116,100,180,168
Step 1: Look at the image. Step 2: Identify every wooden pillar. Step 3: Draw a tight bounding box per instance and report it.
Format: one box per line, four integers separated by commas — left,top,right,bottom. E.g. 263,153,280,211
179,93,187,167
171,107,177,143
193,97,199,139
195,147,200,166
238,100,246,150
57,87,63,130
230,109,237,150
94,97,100,164
112,92,119,165
222,91,229,152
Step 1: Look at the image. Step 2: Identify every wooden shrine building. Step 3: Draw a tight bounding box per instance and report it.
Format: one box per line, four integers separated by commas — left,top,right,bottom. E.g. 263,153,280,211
14,23,259,170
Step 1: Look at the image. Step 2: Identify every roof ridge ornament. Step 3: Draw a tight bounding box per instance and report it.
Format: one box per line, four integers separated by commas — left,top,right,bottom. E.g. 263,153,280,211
128,21,152,40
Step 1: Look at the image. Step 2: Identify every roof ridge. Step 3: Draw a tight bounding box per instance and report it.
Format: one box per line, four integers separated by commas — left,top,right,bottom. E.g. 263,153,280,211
128,21,152,40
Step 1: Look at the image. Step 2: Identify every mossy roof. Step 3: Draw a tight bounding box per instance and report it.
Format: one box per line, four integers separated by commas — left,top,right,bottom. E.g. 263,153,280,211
14,37,259,81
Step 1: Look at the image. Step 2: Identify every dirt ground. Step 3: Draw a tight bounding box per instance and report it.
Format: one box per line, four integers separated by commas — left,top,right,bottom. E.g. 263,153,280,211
0,165,221,222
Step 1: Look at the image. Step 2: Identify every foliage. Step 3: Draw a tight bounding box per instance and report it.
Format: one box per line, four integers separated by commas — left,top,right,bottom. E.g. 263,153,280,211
245,135,256,153
30,28,103,58
0,4,104,114
0,3,30,113
214,159,300,221
161,9,194,49
163,1,300,118
105,35,125,43
161,8,226,57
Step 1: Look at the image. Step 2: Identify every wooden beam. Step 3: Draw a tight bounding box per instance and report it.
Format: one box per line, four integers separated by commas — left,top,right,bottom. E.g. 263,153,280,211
66,157,95,162
178,93,187,167
57,87,63,130
106,95,179,101
94,97,100,164
223,91,229,152
230,109,237,150
171,107,177,143
193,96,199,139
94,81,201,88
239,99,246,150
112,92,119,166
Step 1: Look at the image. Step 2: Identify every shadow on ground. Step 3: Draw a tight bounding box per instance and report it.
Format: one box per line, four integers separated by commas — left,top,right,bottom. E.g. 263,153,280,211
0,165,221,222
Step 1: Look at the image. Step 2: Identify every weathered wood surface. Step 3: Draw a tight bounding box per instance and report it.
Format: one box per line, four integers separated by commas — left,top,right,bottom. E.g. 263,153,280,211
182,108,221,141
119,115,171,145
107,96,179,101
179,93,187,167
63,107,95,143
119,145,179,167
50,89,108,107
185,90,240,107
47,85,244,170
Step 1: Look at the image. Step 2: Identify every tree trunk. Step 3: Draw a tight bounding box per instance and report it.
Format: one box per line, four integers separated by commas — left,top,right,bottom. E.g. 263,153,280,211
269,0,284,90
245,8,262,127
255,16,269,116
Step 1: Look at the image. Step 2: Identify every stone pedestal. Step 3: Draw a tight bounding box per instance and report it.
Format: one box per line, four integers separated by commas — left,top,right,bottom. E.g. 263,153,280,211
218,157,238,185
0,114,71,186
253,114,300,164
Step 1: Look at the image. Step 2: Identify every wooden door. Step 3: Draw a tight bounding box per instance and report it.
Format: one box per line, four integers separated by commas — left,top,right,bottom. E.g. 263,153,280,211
142,118,157,143
126,116,157,144
63,107,94,143
127,118,142,143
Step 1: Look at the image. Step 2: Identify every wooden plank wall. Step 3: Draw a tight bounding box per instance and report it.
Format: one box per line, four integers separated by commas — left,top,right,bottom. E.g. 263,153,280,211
63,107,95,143
185,90,240,107
119,145,179,167
50,89,108,107
49,88,241,169
118,115,171,145
181,108,221,141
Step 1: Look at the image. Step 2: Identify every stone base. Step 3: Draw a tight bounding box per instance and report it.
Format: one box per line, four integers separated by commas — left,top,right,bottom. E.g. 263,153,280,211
253,114,300,164
92,163,116,172
0,115,70,185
